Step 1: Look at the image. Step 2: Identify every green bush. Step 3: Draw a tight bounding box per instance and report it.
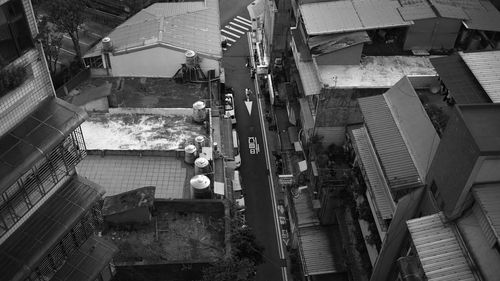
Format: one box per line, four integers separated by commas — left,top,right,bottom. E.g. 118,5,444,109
0,66,27,97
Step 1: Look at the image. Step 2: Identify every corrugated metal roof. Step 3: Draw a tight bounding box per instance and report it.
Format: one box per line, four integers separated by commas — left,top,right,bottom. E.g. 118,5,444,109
299,225,346,276
293,190,320,227
308,31,371,55
358,95,422,190
0,98,88,194
0,176,105,281
291,29,322,97
300,0,411,35
353,0,412,29
398,4,437,20
384,76,440,179
84,1,222,59
459,50,500,103
407,212,478,281
472,184,500,247
462,1,500,32
300,1,363,35
429,0,469,19
351,127,395,219
430,55,491,104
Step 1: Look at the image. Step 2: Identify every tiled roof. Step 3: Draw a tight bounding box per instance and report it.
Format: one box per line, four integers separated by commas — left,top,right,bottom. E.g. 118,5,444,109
350,127,395,219
299,0,410,35
407,212,478,281
430,54,490,104
459,50,500,103
85,1,222,59
358,95,422,190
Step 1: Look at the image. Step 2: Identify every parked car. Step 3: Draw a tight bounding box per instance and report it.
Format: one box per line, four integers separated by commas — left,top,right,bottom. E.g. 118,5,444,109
232,129,241,168
224,93,236,124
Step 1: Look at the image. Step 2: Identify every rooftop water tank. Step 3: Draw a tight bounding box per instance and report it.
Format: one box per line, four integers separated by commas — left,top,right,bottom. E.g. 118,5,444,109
185,50,198,68
192,101,206,123
184,145,197,164
190,174,211,199
195,135,206,151
102,37,113,52
194,157,210,175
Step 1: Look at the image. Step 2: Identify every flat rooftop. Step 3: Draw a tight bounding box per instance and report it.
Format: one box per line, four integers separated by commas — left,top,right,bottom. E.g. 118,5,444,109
318,56,436,88
102,200,226,265
82,108,207,151
77,155,194,199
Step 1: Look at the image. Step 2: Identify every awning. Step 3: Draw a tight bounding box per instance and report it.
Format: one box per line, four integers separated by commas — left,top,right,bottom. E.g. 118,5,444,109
50,236,118,281
407,212,477,281
430,54,491,104
459,50,500,103
299,225,346,276
0,97,88,193
0,175,105,281
214,181,225,196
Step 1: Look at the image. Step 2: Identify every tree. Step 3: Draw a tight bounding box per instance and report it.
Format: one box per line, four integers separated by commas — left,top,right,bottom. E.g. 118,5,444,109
35,16,63,76
44,0,88,63
230,226,264,266
200,258,256,281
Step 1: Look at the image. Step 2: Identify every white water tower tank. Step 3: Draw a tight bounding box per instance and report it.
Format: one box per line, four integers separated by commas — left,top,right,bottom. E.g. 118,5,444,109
195,136,206,150
185,50,198,68
194,157,210,175
192,101,206,123
190,174,211,199
184,145,197,164
102,37,113,52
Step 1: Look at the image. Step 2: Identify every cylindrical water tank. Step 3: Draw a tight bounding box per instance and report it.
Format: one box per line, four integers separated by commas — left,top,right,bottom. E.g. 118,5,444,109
190,174,210,199
192,101,206,123
195,136,206,150
184,145,197,164
102,37,113,52
194,157,210,175
185,50,197,68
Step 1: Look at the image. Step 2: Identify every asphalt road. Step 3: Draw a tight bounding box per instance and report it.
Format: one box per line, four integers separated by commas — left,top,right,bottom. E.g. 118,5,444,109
219,2,284,281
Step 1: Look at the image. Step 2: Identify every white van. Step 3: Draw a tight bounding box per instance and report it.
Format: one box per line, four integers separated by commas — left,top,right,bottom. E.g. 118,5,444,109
232,129,241,168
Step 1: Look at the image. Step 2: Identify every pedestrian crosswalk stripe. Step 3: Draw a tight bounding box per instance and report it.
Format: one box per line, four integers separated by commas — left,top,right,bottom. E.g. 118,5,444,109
230,22,249,31
221,29,240,38
224,36,236,42
236,16,251,23
234,18,252,27
227,26,245,35
227,43,232,47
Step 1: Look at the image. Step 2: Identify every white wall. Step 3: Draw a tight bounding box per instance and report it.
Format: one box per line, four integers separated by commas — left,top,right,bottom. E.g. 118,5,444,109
110,47,220,77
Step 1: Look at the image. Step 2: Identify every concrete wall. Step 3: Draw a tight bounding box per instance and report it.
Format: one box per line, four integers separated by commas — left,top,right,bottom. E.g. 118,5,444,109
426,107,480,218
109,47,220,78
314,44,363,66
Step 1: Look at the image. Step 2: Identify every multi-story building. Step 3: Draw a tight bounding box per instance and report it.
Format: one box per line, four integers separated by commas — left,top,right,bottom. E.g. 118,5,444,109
371,104,500,281
0,0,117,280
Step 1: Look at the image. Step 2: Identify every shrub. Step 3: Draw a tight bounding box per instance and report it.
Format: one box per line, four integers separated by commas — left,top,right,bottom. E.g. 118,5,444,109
0,65,27,97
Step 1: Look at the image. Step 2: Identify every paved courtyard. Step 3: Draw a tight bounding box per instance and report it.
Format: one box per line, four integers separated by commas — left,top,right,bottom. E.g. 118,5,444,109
77,155,193,199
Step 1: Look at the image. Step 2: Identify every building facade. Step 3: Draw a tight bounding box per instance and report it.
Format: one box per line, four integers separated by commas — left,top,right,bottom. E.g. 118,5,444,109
0,1,117,280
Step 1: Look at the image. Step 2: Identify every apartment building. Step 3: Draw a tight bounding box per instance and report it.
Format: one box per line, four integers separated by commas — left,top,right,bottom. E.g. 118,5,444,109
0,1,117,280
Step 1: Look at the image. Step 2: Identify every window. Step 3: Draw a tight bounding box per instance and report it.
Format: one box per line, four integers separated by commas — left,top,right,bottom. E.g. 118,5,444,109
0,0,34,68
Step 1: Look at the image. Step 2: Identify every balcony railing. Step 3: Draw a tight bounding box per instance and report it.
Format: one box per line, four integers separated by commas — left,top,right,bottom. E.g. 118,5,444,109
0,128,87,237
